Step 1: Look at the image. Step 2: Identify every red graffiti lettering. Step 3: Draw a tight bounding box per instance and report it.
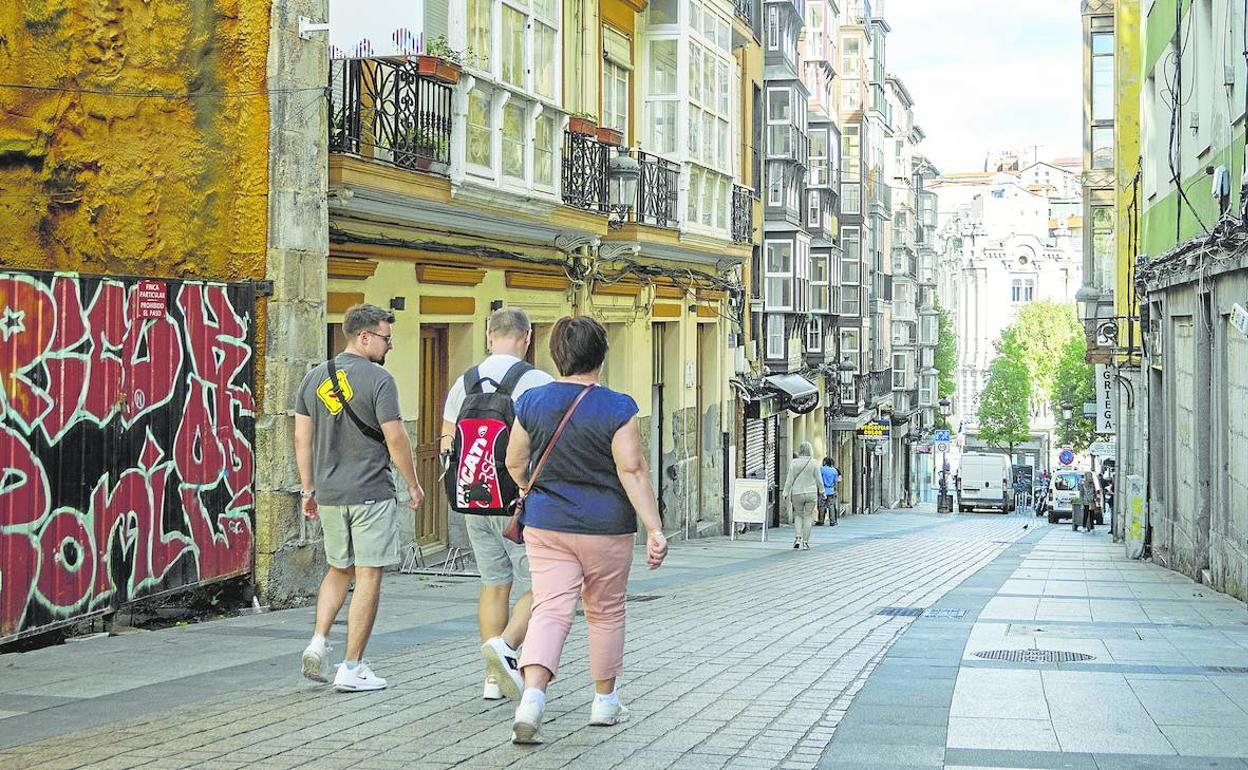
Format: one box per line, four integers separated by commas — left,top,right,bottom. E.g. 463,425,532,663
0,425,49,528
181,486,252,581
0,531,38,637
35,509,96,611
0,276,57,430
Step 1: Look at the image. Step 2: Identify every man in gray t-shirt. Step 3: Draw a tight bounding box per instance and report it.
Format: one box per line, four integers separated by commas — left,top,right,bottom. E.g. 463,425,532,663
294,304,424,693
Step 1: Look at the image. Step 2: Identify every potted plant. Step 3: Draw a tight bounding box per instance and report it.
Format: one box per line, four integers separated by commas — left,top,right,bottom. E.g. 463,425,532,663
568,111,598,137
596,124,625,147
417,36,463,84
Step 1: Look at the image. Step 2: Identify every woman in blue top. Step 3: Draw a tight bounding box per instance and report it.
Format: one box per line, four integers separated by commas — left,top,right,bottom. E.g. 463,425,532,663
504,315,667,744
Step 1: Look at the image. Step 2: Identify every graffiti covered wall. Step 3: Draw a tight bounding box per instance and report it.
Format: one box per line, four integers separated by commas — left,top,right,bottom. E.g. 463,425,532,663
0,271,257,642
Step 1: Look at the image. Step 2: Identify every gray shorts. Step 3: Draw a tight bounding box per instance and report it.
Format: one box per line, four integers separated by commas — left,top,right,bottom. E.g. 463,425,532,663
319,498,400,569
465,515,530,587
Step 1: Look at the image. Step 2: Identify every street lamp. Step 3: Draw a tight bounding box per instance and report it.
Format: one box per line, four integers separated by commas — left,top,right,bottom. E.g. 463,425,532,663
838,358,857,406
1061,401,1073,421
606,148,640,228
937,396,953,513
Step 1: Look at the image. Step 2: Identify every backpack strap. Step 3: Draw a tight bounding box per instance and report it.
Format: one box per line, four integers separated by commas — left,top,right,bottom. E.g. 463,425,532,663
495,361,535,396
463,366,485,395
326,357,387,445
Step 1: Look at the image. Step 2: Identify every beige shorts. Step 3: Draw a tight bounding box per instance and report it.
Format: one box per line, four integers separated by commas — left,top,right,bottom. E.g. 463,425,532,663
319,498,400,569
465,515,531,587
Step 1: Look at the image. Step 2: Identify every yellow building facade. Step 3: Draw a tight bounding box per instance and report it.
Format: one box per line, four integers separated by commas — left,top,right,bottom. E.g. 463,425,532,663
328,0,762,551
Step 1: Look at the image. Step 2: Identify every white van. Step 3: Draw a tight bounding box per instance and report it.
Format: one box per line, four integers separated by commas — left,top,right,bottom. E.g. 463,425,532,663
957,451,1012,514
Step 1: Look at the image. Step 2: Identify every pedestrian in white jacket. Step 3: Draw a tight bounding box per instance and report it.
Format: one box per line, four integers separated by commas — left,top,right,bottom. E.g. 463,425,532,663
783,442,822,550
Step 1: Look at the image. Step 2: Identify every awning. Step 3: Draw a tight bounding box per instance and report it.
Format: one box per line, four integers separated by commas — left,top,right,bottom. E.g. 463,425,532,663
763,374,819,401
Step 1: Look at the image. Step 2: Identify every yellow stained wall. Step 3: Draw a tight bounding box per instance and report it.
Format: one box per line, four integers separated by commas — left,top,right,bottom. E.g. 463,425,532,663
1115,0,1142,357
0,1,271,283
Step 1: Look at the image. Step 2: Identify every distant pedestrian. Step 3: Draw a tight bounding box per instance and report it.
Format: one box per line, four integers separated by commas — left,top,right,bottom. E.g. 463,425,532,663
1080,471,1099,533
295,304,424,692
504,315,667,744
783,442,821,549
818,458,840,526
441,307,553,702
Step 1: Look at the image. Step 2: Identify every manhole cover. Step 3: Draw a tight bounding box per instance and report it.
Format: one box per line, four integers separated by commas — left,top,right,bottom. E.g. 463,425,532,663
973,648,1095,663
878,606,925,617
923,608,968,620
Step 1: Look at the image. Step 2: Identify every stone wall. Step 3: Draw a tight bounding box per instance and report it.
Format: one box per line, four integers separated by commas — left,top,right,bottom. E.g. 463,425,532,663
255,0,329,604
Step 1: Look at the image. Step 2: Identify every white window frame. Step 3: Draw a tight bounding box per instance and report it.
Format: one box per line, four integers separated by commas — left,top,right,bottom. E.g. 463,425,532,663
807,316,823,352
811,252,828,312
1010,275,1035,303
765,239,794,311
602,28,631,136
767,314,786,359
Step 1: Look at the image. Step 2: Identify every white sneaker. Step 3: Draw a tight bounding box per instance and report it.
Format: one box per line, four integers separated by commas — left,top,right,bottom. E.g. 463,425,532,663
512,698,545,744
589,698,630,726
301,640,330,683
333,661,387,692
483,679,504,700
802,542,811,550
481,637,523,700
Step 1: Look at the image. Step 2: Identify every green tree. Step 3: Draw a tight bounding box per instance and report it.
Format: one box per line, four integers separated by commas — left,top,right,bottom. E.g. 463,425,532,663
1052,333,1097,451
934,298,957,398
1008,301,1081,404
977,329,1032,455
933,298,957,430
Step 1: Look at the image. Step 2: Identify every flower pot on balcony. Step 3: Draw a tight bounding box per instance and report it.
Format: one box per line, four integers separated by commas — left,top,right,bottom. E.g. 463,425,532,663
416,54,462,84
596,126,624,147
568,116,598,136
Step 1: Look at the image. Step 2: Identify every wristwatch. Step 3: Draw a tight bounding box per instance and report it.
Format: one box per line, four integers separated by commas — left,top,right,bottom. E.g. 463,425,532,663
300,489,316,500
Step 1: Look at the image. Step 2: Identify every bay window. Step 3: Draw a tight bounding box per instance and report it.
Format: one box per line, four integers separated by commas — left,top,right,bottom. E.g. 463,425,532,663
765,240,793,310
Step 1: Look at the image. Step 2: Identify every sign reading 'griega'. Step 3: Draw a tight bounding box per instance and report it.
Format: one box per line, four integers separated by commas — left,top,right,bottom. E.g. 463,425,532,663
857,420,891,441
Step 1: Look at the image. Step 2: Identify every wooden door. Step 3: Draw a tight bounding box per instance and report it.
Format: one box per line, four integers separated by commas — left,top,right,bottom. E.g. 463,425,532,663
417,325,449,546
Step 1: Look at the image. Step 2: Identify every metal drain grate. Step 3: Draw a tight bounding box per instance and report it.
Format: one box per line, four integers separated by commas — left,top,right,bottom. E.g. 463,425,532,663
973,648,1095,663
923,608,969,620
877,606,925,617
1204,665,1248,674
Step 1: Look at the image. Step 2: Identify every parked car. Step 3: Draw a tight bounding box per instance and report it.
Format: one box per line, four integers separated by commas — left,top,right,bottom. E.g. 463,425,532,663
957,451,1012,514
1048,470,1102,525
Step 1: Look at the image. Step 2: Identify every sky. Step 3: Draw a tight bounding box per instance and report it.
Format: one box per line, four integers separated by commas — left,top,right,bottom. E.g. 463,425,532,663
883,0,1083,173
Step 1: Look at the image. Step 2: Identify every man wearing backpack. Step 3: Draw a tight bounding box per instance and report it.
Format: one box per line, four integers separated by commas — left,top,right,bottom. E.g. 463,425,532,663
295,304,424,692
441,307,553,701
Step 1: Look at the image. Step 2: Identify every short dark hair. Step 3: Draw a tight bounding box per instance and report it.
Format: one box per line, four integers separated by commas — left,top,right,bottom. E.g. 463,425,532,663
549,315,607,376
823,457,833,467
343,304,395,337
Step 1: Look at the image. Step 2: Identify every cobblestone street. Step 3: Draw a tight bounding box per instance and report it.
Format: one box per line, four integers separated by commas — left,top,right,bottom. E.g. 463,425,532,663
2,510,1246,770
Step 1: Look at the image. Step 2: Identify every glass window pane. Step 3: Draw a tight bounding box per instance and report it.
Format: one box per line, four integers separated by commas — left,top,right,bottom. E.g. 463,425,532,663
1092,32,1113,54
1092,126,1114,169
1092,52,1114,121
468,0,491,71
502,6,525,87
467,88,492,166
688,107,701,157
650,40,678,95
769,89,790,122
502,102,525,178
690,44,703,102
649,100,677,153
535,116,554,186
534,23,556,99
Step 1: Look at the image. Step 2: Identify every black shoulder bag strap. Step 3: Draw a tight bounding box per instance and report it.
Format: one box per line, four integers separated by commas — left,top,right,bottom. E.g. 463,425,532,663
495,361,535,396
326,357,386,445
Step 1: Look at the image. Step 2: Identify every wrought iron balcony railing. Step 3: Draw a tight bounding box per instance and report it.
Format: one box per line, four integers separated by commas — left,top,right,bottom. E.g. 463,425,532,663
733,0,755,24
632,151,679,228
732,184,754,243
562,131,608,213
329,57,453,174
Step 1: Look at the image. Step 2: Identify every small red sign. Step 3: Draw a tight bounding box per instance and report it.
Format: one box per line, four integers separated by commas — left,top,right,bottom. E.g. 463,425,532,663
135,280,167,320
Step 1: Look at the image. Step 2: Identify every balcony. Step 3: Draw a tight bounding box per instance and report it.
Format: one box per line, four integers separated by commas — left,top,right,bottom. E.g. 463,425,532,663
632,151,680,228
329,57,453,174
732,184,754,243
561,131,608,213
767,125,810,166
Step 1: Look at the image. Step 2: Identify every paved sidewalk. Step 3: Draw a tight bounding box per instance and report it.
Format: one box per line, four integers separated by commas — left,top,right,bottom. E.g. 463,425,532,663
0,511,1028,769
821,524,1248,770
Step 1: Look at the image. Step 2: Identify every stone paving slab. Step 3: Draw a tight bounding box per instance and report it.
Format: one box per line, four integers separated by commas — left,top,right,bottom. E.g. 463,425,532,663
0,512,1029,769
